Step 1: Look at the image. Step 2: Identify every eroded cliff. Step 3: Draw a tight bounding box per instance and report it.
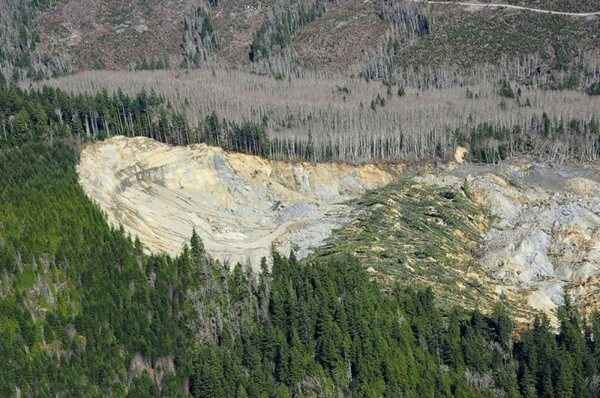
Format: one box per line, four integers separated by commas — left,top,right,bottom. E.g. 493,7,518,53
78,136,401,268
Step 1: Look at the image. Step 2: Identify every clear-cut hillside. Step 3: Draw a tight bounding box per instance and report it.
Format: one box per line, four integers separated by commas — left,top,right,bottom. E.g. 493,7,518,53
77,136,401,267
28,0,600,75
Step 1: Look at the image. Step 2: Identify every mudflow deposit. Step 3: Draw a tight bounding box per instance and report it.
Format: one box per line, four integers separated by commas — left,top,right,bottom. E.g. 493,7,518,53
415,162,600,320
79,136,600,318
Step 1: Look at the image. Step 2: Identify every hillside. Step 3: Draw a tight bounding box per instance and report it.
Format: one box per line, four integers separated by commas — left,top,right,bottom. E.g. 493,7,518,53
393,5,600,71
2,0,599,81
37,0,202,70
79,136,600,325
3,121,600,395
77,136,401,264
460,0,600,13
319,160,600,323
4,2,600,396
32,67,600,167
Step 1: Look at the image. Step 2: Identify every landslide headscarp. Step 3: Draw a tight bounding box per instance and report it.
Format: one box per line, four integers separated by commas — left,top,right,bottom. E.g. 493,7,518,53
78,137,600,322
77,136,402,267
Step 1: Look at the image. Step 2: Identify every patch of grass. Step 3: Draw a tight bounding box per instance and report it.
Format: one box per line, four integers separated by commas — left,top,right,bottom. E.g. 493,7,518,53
15,270,36,291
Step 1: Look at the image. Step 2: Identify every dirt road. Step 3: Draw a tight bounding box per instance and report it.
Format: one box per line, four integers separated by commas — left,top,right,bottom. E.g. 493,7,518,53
418,1,600,17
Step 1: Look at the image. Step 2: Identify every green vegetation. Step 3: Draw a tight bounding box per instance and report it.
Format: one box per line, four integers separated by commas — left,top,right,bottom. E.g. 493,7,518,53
2,81,600,165
316,179,495,310
357,0,432,81
0,84,269,156
202,112,270,155
587,81,600,96
1,0,598,85
249,0,328,62
0,84,186,146
3,136,600,396
455,118,600,163
182,7,218,67
498,79,516,99
0,141,199,395
475,0,600,13
4,76,600,397
376,0,430,37
2,2,600,395
0,0,69,81
131,54,171,71
0,132,493,396
365,5,600,86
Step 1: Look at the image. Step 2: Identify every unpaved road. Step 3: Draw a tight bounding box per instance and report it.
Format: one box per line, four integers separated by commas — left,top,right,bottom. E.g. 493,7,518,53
417,1,600,17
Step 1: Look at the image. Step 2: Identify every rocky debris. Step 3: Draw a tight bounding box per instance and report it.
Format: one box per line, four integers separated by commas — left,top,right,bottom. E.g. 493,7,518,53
565,177,600,197
416,161,600,319
78,136,401,269
454,146,468,164
129,353,175,390
78,137,600,320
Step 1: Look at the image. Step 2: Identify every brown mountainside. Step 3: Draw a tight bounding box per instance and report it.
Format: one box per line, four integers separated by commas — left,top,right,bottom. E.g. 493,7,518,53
30,0,600,75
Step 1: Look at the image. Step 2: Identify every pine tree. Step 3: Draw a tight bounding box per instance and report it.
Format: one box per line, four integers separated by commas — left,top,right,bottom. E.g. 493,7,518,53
442,309,464,368
190,228,206,270
493,299,514,350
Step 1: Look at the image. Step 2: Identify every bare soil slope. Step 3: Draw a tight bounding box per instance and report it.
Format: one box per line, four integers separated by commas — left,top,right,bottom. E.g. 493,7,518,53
79,136,600,321
78,136,401,267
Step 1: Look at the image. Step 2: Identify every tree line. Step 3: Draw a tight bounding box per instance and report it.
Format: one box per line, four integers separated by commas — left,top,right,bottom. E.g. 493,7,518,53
3,138,600,396
4,78,600,396
2,81,600,163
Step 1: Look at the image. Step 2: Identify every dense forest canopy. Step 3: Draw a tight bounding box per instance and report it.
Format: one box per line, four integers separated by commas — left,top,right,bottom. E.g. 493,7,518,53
2,80,600,397
2,0,600,395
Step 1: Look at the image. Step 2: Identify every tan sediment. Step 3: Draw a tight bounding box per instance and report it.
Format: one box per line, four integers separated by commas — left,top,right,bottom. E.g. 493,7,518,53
78,136,402,268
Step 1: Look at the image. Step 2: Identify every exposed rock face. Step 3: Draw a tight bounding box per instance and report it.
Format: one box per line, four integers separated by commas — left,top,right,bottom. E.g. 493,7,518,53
78,136,401,268
419,161,600,320
79,137,600,320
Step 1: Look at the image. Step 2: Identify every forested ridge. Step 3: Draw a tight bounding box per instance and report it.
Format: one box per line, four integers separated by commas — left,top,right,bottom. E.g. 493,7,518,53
3,0,597,77
2,79,600,397
0,0,70,81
